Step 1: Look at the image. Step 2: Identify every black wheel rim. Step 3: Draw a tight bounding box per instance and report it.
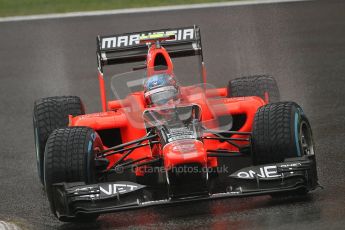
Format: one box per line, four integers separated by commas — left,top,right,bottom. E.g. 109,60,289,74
299,121,314,156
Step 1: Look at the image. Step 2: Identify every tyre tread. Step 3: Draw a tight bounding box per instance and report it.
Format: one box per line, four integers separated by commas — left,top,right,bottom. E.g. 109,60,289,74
252,102,300,164
228,75,280,103
33,96,84,183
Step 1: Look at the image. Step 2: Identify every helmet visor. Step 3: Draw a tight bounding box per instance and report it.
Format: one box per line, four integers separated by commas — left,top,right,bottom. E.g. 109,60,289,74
145,86,177,105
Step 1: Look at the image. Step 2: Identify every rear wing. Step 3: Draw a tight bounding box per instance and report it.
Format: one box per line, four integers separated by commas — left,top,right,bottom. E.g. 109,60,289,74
96,25,203,72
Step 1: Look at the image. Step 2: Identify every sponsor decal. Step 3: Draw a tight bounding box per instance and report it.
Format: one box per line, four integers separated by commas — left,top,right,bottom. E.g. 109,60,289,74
167,127,196,143
73,186,97,195
69,182,145,199
101,28,195,49
99,183,143,196
279,162,302,168
232,165,280,179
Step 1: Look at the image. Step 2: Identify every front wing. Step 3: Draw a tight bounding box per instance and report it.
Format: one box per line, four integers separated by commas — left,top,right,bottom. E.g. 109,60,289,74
52,156,318,221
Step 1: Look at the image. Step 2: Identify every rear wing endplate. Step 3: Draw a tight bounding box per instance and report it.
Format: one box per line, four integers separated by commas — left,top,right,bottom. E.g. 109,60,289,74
96,25,203,72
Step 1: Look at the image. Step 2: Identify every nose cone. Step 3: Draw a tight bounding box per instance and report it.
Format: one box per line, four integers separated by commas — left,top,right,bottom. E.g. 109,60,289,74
163,140,207,170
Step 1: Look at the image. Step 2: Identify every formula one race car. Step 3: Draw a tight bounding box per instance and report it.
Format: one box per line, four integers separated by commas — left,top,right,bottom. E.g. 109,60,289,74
33,26,318,222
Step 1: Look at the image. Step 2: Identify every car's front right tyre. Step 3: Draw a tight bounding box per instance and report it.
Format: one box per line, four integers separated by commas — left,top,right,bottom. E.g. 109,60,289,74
44,127,102,222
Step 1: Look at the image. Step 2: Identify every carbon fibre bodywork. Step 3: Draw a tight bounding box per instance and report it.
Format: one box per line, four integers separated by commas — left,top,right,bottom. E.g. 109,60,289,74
52,155,318,221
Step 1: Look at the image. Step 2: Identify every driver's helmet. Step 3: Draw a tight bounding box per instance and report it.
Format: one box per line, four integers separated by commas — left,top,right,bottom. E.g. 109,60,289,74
144,73,180,106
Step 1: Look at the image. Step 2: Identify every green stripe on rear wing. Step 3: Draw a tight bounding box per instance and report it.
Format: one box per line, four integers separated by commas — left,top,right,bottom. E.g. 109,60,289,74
96,25,203,71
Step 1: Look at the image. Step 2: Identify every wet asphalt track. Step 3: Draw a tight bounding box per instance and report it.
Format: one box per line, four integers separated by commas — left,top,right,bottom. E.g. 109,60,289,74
0,0,345,229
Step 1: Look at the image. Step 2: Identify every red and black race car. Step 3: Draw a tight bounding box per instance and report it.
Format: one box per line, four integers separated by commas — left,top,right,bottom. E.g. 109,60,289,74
33,26,318,222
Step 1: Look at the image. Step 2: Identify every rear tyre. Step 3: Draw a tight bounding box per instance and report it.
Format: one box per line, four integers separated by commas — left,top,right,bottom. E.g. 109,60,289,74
251,102,316,196
228,75,280,103
44,127,102,222
33,96,85,184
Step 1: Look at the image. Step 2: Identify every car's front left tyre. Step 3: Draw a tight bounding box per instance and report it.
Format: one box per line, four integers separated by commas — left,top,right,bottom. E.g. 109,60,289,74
252,102,314,164
251,102,317,196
